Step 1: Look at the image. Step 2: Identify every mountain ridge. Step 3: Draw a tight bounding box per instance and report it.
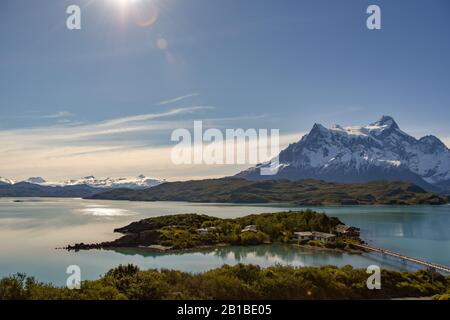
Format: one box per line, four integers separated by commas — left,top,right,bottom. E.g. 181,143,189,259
86,177,447,205
0,174,164,189
0,175,164,198
0,182,102,198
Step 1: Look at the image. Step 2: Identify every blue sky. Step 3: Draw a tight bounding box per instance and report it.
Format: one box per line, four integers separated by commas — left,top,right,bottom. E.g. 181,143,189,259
1,0,449,180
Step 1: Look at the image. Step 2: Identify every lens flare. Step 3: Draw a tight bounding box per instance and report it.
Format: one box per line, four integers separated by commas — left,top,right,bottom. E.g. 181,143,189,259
157,37,168,50
131,1,159,27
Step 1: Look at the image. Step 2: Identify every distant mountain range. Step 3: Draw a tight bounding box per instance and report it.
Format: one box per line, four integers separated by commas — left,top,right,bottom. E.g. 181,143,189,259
0,175,164,198
237,116,450,194
0,182,103,198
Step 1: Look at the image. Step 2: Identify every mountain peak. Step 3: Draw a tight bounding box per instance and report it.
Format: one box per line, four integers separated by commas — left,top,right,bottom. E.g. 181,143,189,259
26,177,46,184
419,135,448,150
0,177,14,185
310,123,328,134
305,123,330,142
370,115,399,130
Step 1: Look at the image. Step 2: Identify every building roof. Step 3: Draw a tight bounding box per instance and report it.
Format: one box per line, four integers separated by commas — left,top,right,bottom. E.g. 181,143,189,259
312,231,336,239
241,225,258,232
197,226,219,233
294,231,336,238
294,231,314,236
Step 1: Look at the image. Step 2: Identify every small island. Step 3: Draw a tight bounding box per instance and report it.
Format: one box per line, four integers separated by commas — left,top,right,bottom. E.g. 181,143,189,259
66,210,362,252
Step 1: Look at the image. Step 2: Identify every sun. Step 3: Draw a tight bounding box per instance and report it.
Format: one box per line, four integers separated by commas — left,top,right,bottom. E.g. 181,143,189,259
109,0,160,28
110,0,142,8
114,0,140,3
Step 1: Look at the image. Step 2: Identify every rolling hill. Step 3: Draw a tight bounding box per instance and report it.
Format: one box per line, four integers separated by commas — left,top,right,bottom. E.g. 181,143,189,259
87,178,447,205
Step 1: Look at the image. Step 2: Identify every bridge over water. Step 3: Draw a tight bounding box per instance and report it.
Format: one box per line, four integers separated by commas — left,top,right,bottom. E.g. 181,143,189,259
352,243,450,274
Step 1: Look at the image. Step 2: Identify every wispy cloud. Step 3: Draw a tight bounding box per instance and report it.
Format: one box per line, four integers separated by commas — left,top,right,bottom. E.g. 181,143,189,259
41,111,73,119
0,104,302,181
158,93,199,106
0,105,221,180
97,106,214,128
0,106,218,148
1,110,73,120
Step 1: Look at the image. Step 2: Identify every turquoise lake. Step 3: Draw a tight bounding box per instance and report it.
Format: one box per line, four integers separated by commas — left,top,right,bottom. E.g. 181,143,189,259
0,198,449,286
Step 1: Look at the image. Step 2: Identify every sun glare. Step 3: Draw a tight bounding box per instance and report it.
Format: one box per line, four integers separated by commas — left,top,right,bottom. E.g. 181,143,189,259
109,0,159,27
114,0,140,4
110,0,142,9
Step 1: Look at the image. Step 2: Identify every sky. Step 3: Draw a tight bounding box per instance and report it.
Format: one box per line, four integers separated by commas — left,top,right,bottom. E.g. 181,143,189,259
1,0,450,181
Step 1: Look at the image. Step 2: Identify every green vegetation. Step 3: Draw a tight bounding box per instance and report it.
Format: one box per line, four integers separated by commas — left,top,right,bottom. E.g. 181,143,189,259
433,289,450,300
87,178,447,205
1,264,449,300
68,210,346,251
307,240,325,248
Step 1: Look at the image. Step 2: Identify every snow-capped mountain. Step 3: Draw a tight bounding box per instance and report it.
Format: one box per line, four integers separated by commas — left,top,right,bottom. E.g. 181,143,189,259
50,175,164,189
237,116,450,192
0,177,14,185
25,177,47,184
0,175,164,189
39,175,164,189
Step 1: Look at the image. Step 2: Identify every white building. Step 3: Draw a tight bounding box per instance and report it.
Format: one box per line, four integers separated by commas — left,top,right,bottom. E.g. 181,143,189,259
293,231,336,243
241,225,258,233
196,226,219,235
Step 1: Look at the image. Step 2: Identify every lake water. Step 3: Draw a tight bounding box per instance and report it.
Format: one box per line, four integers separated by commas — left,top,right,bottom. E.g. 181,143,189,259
0,198,449,286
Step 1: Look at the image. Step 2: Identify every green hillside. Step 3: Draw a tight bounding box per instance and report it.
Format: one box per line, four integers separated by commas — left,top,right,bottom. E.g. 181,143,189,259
88,178,447,205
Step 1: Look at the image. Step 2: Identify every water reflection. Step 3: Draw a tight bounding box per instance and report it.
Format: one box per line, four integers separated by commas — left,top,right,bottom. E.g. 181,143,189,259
107,244,417,273
79,206,133,217
109,244,318,262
